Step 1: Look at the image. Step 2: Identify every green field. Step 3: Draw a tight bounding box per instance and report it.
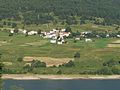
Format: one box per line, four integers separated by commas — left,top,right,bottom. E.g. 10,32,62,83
0,28,120,74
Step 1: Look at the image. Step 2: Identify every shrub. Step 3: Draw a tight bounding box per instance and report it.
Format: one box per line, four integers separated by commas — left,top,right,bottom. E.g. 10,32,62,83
23,64,33,72
103,59,119,67
74,52,80,59
111,66,120,74
62,60,75,67
17,57,23,62
9,33,13,36
56,70,62,74
31,60,46,68
97,67,113,75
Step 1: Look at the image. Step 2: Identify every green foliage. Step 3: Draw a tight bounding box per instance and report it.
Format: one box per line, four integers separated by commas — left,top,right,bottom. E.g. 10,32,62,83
65,26,72,33
17,57,23,62
97,67,113,75
62,60,75,67
103,59,119,67
0,0,120,25
74,52,80,59
0,63,4,75
9,33,13,36
111,66,120,74
23,64,33,72
0,31,120,75
31,60,46,68
14,28,19,33
0,54,2,59
12,23,17,28
56,70,62,74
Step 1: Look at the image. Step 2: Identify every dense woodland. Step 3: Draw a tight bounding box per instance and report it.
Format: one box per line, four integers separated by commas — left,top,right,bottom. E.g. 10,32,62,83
0,0,120,25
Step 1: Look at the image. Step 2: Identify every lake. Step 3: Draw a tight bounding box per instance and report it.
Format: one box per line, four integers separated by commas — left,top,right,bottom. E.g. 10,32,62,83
4,79,120,90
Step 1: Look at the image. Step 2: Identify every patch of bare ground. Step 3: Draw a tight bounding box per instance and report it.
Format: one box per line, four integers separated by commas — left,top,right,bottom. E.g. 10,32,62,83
107,40,120,47
23,56,73,67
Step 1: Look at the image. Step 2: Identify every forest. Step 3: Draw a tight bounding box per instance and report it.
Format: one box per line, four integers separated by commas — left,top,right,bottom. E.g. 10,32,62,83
0,0,120,25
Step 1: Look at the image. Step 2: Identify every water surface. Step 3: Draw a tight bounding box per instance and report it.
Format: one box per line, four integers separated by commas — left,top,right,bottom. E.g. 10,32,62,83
4,79,120,90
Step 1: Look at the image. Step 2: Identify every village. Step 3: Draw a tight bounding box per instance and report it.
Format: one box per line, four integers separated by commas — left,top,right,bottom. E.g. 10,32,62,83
9,27,120,45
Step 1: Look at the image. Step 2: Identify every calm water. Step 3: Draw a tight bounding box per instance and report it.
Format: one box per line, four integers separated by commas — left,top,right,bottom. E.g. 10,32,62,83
4,79,120,90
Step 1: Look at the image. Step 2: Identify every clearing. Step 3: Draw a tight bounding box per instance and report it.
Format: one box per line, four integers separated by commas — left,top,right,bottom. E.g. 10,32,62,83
23,56,74,67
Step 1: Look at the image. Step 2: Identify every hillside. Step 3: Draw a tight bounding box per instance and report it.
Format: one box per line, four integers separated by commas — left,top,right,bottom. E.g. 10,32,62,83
0,0,120,25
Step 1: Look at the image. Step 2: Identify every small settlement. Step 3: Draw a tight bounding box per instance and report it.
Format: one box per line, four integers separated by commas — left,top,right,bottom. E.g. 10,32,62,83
9,28,120,45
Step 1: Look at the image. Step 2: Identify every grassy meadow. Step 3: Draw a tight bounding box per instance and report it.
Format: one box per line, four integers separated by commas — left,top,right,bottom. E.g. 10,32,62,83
0,23,120,74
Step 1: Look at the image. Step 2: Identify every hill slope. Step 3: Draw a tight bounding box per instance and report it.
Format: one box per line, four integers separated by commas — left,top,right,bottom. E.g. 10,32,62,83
0,0,120,25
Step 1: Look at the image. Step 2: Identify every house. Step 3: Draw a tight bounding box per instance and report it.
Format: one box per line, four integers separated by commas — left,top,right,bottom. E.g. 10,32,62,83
85,38,92,42
10,30,14,34
22,30,27,34
117,35,120,38
75,35,80,40
81,31,92,35
50,39,57,44
18,29,27,34
57,41,63,45
61,29,66,32
106,34,110,38
96,35,100,38
28,31,38,35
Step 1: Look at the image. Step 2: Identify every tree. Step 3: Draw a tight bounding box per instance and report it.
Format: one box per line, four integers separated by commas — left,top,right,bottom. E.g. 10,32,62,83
31,60,46,68
23,64,33,72
9,33,13,36
37,29,41,35
3,21,6,25
111,66,120,74
74,52,80,59
7,22,11,26
0,63,4,80
80,20,85,25
65,26,72,33
0,53,2,59
62,60,75,67
97,67,113,75
12,23,17,28
14,28,19,33
56,70,62,74
103,59,119,67
17,57,23,62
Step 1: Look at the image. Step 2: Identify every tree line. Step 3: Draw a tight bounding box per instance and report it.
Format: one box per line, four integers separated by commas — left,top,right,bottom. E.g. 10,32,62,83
0,0,120,25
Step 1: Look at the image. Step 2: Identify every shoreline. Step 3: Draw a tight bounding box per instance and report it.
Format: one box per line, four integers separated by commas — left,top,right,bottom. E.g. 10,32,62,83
2,74,120,80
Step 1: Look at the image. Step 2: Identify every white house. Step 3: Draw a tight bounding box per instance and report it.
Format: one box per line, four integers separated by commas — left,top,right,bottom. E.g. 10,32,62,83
61,29,66,32
18,29,27,34
85,38,92,42
22,30,27,34
50,39,57,44
106,34,110,38
28,31,38,35
117,35,120,38
57,41,63,45
10,29,14,34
